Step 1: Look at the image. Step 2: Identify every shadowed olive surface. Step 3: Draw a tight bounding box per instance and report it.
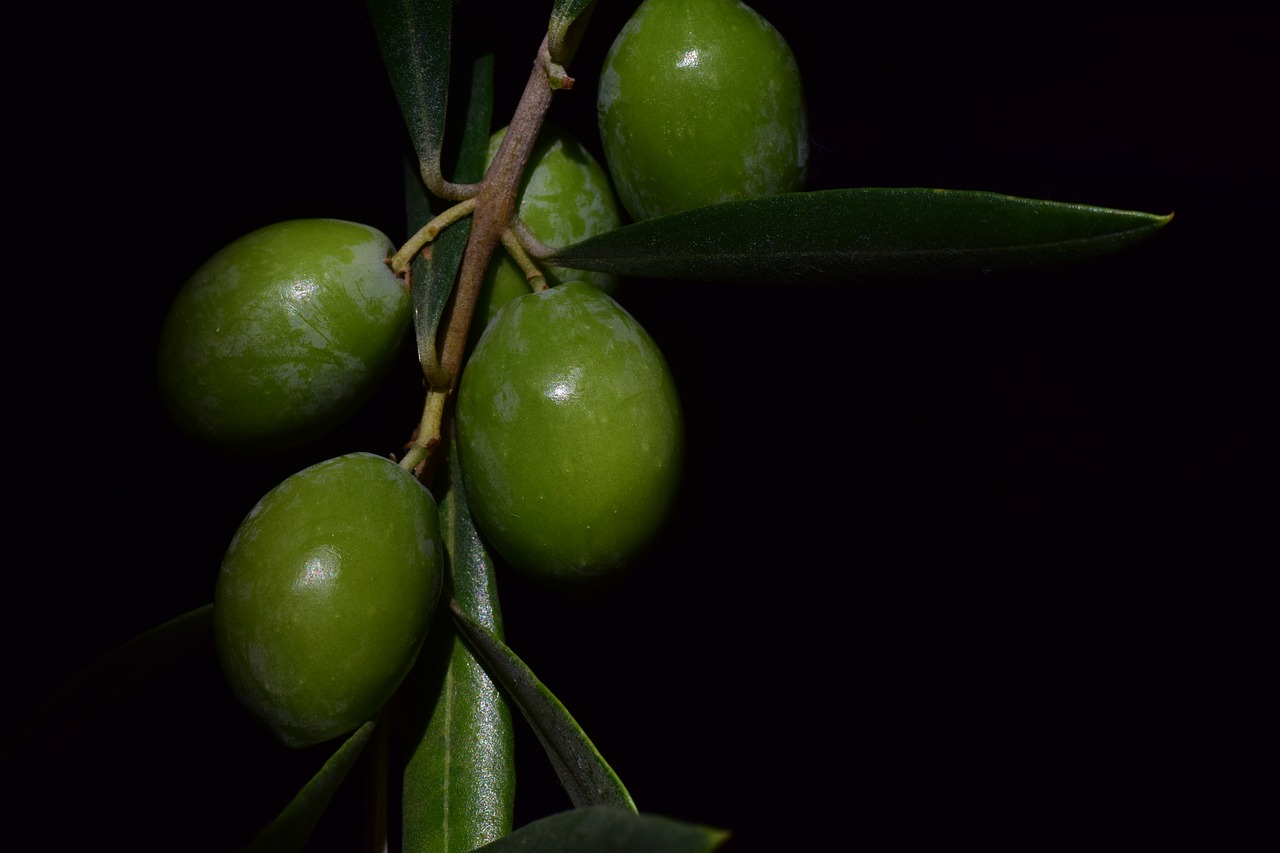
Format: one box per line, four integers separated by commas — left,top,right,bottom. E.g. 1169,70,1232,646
213,452,442,749
157,219,411,454
471,125,623,343
456,282,683,585
597,0,809,220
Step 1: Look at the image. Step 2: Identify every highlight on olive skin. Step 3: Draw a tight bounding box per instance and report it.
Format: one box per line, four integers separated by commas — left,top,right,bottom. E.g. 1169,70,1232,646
213,452,443,749
597,0,809,221
156,219,411,455
456,282,684,587
472,123,624,344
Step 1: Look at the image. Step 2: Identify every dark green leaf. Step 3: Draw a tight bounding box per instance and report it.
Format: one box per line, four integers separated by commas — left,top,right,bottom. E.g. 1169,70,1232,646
450,44,495,181
450,600,637,812
399,434,515,853
408,198,473,370
244,722,376,853
475,805,730,852
548,0,599,66
2,604,213,773
405,48,493,369
547,188,1173,283
370,0,454,187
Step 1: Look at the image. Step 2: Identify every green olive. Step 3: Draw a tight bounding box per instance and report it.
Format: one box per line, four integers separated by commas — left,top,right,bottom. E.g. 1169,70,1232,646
213,452,442,748
472,125,623,342
157,219,411,454
456,282,683,586
597,0,809,220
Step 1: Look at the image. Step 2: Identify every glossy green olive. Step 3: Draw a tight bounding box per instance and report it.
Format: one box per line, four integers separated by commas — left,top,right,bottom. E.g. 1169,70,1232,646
472,125,623,342
597,0,809,220
456,282,683,586
213,452,442,748
157,219,411,454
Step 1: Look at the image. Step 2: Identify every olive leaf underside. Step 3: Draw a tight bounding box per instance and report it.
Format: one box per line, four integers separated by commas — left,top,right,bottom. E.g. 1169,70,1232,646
399,433,516,853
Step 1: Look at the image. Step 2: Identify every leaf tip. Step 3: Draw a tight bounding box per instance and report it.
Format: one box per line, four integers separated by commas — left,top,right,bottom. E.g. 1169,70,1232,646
707,826,734,849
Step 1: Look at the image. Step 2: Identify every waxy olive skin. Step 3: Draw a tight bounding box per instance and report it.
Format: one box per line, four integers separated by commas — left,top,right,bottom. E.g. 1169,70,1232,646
456,283,683,586
597,0,809,221
472,125,623,341
157,219,411,454
214,452,442,749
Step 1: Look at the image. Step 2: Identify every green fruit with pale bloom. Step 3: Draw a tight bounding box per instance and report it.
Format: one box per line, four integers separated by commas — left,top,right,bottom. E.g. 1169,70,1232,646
157,219,410,454
456,282,683,586
213,452,442,749
472,125,623,341
597,0,809,220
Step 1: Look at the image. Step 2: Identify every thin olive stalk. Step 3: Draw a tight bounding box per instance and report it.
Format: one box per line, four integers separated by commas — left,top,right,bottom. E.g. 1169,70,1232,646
499,229,548,290
390,198,479,271
398,34,567,479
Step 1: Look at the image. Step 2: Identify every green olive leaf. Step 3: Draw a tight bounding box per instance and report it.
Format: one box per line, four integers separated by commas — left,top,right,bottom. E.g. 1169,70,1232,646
398,433,515,853
547,188,1173,282
369,0,454,189
474,805,730,852
405,47,493,371
407,173,474,371
449,599,637,813
548,0,598,67
244,721,377,853
1,604,214,774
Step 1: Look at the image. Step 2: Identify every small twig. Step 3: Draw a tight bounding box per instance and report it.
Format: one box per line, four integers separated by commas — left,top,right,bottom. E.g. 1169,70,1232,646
398,33,574,482
390,197,478,274
435,35,558,386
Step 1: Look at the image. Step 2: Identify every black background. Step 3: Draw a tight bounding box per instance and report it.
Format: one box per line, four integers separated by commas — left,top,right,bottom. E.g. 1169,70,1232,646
4,2,1274,850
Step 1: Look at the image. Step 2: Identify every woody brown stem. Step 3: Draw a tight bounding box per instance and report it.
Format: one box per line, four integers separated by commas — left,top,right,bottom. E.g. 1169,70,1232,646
401,35,561,479
436,35,557,387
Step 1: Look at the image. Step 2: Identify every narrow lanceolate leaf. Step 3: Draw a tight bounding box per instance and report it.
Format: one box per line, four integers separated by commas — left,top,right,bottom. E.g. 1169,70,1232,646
547,188,1174,283
245,722,376,853
399,435,515,853
548,0,599,66
405,49,493,370
2,604,213,773
450,600,637,812
444,47,495,191
475,806,730,853
408,184,473,370
369,0,454,187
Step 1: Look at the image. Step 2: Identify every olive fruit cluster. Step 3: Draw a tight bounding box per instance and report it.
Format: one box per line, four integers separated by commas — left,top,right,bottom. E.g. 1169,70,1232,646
214,452,443,749
456,282,683,587
473,124,623,341
157,219,411,454
597,0,809,220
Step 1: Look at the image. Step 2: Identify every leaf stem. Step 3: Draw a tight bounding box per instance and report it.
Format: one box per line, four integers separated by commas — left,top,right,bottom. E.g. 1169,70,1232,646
421,153,482,203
